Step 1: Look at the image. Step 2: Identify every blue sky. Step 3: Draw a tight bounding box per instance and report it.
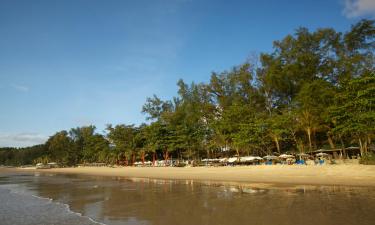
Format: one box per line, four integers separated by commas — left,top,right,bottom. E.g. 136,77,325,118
0,0,374,147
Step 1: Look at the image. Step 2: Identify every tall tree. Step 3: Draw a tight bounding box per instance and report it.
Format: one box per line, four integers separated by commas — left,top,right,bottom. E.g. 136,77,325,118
45,131,72,165
330,74,375,156
106,124,137,165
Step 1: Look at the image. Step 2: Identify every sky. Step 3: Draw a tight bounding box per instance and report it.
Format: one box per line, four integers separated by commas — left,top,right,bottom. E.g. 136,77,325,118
0,0,374,147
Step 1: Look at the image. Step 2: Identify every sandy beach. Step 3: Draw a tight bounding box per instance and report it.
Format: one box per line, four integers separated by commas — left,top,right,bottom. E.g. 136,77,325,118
4,165,374,187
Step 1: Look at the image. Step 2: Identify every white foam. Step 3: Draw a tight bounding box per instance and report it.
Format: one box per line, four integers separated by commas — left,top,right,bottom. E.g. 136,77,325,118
1,184,106,225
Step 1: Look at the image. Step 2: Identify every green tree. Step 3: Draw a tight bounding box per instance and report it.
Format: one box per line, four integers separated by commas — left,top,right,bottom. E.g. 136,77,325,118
106,124,138,165
331,74,375,155
45,131,73,165
295,80,336,151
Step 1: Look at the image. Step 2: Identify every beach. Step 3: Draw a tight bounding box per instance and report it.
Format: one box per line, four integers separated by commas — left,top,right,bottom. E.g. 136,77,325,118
5,164,375,187
2,165,375,225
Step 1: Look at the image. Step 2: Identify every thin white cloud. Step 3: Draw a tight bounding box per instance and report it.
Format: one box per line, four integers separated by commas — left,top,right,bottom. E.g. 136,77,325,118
343,0,375,18
11,84,29,92
0,133,47,147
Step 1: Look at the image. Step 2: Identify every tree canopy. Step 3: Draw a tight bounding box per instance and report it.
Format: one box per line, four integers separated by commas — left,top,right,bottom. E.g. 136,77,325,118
1,20,374,166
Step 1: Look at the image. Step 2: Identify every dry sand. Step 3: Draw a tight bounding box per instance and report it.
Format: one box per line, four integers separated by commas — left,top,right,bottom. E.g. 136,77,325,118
6,164,375,187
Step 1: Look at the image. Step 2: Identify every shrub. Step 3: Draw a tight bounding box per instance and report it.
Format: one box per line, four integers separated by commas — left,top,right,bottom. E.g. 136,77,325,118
359,152,375,165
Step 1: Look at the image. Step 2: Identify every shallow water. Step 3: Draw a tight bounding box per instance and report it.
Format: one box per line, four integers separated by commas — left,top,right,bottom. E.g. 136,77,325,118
0,171,374,225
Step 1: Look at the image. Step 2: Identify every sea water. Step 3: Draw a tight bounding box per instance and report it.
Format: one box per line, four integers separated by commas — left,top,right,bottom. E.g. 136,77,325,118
0,171,374,225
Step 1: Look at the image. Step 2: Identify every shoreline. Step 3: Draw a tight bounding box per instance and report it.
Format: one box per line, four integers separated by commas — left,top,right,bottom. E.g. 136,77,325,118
2,164,375,187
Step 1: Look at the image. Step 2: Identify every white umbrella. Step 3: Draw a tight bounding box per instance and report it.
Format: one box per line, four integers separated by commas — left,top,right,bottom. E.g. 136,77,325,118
263,155,278,160
279,154,295,159
227,157,238,163
240,156,253,162
219,158,228,162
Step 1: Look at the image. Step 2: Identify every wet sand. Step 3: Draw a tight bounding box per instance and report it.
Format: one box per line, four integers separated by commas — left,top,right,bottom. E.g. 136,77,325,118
7,164,375,187
1,172,375,225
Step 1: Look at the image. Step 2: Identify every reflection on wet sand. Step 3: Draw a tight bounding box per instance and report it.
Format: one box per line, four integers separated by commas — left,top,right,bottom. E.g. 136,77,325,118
1,173,375,225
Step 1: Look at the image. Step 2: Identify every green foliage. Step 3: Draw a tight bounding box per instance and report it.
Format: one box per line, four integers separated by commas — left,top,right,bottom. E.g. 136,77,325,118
0,145,47,166
2,20,374,166
45,131,72,165
330,74,375,154
360,152,375,165
106,124,139,164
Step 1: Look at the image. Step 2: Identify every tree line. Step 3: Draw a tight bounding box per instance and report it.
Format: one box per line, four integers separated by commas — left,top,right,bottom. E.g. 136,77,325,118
1,20,374,166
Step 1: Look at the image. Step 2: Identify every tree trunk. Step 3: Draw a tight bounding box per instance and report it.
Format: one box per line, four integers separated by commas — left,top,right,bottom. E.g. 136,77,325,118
235,147,240,162
164,150,169,161
291,131,299,152
297,140,305,154
339,136,346,159
306,127,312,151
364,139,368,154
368,135,372,146
141,152,145,165
132,153,135,166
312,129,317,150
152,152,156,166
359,138,364,156
274,136,280,154
327,132,336,149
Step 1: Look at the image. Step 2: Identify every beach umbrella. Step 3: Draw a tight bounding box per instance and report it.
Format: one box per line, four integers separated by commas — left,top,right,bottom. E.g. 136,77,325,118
239,156,263,162
279,154,295,159
239,157,247,162
240,156,252,162
228,157,238,163
263,155,278,160
219,158,228,162
297,153,309,159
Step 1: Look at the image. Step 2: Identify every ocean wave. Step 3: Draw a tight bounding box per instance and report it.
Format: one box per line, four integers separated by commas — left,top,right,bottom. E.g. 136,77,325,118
0,185,106,225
